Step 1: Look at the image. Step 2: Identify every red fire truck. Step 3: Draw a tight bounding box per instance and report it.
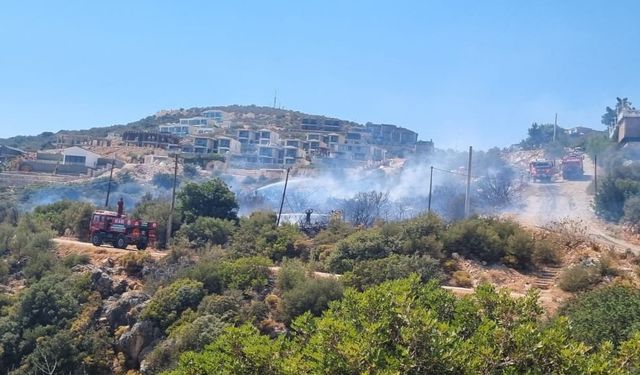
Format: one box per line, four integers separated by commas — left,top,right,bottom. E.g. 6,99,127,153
89,199,157,250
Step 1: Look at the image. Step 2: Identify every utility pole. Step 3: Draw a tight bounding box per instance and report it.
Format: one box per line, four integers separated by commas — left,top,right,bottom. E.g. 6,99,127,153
273,90,278,109
553,113,558,143
464,146,473,218
594,154,598,197
276,168,291,226
428,166,434,212
165,153,179,248
104,158,116,208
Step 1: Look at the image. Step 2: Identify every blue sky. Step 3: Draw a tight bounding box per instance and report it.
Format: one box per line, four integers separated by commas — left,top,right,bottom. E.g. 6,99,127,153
1,1,639,149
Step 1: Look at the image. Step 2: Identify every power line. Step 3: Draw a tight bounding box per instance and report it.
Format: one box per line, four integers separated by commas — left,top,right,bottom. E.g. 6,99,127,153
431,166,481,179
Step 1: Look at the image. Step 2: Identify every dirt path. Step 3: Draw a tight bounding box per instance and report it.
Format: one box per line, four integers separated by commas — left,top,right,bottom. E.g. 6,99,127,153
53,238,167,263
507,156,640,254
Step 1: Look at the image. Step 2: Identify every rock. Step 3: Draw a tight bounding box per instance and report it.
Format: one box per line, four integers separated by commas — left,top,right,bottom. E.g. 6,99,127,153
91,269,114,298
102,257,115,268
113,279,128,295
117,320,163,369
71,264,96,273
103,290,150,330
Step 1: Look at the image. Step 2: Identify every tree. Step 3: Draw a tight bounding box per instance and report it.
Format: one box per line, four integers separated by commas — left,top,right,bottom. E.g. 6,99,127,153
178,178,238,224
341,191,390,227
601,106,617,128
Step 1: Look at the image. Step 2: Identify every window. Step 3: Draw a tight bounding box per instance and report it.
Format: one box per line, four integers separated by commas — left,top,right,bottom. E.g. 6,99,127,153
64,155,86,164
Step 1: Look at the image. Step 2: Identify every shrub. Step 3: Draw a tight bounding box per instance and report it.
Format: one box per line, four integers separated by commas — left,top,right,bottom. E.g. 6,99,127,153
198,291,243,320
558,265,601,292
141,278,205,330
177,217,236,248
282,277,343,322
452,270,473,287
62,253,91,268
444,217,536,269
341,254,443,290
181,257,271,295
33,200,95,240
559,284,640,347
532,239,561,266
276,259,307,293
328,228,397,273
118,252,150,276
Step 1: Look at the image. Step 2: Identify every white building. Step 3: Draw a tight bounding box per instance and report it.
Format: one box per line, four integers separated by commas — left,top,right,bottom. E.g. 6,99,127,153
49,146,101,168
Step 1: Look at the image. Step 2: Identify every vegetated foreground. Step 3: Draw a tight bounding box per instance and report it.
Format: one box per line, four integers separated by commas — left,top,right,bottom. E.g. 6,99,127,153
5,122,640,372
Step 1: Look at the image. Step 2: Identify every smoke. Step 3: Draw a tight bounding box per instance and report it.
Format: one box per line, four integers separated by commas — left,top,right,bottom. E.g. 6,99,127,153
18,175,174,212
245,148,520,222
16,147,519,224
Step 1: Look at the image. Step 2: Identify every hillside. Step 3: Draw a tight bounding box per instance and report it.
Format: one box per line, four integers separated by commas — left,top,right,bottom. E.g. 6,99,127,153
0,105,363,152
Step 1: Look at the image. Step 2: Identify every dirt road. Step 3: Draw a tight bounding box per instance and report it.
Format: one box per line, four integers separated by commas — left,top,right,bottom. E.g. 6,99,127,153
53,237,167,263
508,156,640,254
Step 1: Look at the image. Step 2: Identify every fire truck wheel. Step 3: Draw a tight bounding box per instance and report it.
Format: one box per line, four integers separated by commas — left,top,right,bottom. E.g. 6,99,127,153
136,241,148,250
91,234,102,247
116,235,128,249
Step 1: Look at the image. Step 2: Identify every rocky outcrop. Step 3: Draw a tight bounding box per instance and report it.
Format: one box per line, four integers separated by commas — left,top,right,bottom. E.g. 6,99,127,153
103,290,150,330
117,320,163,369
91,269,114,297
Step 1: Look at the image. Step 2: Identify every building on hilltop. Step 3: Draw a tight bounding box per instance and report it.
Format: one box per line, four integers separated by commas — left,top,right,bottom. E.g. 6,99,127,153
21,146,110,175
257,129,280,145
179,117,209,127
300,117,345,132
122,131,180,149
365,122,418,146
56,134,112,148
202,110,224,122
611,109,640,143
159,123,190,137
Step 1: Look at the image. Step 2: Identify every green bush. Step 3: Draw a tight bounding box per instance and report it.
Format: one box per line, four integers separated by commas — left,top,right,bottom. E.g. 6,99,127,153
177,216,236,248
33,200,95,240
281,277,343,322
532,239,562,266
444,217,536,269
452,270,473,287
181,256,272,295
62,252,91,268
198,291,243,319
558,264,601,292
328,228,397,273
141,278,205,331
342,254,443,290
276,259,307,293
559,284,640,347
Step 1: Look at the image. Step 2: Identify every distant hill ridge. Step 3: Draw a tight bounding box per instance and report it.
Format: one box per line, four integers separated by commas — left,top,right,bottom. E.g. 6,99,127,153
0,105,368,151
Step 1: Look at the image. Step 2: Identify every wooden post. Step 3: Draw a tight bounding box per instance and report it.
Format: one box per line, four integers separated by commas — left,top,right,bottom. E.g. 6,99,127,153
104,158,116,208
428,166,433,212
464,146,473,218
594,154,598,197
165,153,179,248
277,168,291,226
